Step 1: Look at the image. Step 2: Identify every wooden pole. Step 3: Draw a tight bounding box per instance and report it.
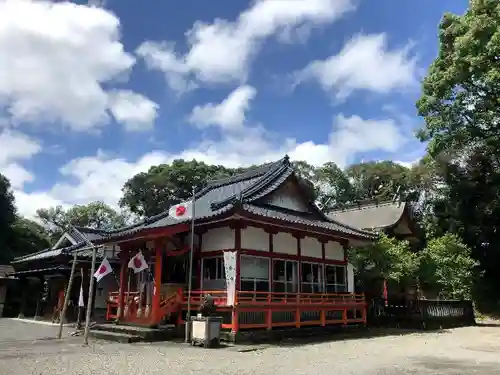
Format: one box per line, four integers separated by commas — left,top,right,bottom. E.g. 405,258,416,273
76,268,84,330
185,186,196,343
57,251,77,339
83,244,97,345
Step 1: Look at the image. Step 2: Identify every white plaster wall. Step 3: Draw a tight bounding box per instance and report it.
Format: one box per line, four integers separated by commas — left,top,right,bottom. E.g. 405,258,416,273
265,190,310,212
273,232,297,255
324,241,344,261
201,227,235,252
301,236,322,259
241,226,268,251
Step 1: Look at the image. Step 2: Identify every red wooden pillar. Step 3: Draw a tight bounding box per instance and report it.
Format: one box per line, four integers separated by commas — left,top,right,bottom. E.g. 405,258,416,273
152,239,163,323
117,251,127,320
232,222,241,334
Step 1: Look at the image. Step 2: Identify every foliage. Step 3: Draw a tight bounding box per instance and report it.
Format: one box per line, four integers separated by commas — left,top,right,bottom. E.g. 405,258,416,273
119,159,239,217
345,161,414,203
0,174,17,263
419,234,477,300
0,173,51,262
416,0,500,157
7,217,52,261
36,201,128,242
415,0,500,306
314,162,357,210
347,234,419,285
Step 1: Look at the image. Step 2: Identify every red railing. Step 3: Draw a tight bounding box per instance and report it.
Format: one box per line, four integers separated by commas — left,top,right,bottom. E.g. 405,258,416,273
107,290,367,332
178,291,366,332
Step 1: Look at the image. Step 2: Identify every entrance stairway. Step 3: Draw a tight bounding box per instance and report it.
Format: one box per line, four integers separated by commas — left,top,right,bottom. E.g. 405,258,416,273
90,323,181,343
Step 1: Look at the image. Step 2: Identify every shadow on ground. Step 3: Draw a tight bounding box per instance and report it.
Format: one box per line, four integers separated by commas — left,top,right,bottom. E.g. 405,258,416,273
269,326,448,348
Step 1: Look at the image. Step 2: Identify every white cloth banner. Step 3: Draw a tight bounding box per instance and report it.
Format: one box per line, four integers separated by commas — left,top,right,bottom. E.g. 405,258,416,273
78,283,85,307
347,263,355,293
223,251,237,306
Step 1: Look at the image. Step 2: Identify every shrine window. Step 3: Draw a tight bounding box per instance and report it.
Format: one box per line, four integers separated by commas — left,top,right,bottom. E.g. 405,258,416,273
325,264,347,293
272,259,298,293
240,255,269,293
201,256,225,290
300,262,324,293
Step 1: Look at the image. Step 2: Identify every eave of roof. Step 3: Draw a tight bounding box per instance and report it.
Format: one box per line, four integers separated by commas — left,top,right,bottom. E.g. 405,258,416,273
241,204,376,240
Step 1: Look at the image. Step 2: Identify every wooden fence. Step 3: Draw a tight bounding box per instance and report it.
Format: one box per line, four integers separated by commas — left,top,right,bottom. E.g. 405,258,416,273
368,298,476,329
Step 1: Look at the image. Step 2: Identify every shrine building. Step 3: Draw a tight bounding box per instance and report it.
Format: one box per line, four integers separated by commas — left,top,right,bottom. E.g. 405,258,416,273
94,155,376,337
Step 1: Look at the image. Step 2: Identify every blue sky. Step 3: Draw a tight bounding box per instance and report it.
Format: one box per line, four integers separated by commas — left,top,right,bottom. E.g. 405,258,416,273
0,0,468,217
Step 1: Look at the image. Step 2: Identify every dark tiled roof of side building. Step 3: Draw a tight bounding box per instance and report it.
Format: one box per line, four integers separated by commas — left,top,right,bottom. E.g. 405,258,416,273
101,155,375,241
12,227,109,264
327,200,408,231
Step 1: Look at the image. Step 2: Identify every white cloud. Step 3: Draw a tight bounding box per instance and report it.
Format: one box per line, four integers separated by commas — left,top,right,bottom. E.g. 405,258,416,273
136,0,355,92
0,129,41,189
108,90,159,132
188,85,256,130
0,0,155,132
294,33,418,100
13,113,408,217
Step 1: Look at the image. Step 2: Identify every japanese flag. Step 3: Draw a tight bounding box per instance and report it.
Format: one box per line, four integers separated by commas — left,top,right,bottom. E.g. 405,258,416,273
94,257,112,282
128,252,148,274
168,201,193,220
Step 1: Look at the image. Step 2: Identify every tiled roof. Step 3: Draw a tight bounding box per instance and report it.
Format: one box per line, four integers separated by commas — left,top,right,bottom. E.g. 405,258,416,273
72,226,107,242
101,155,374,241
243,204,375,238
0,265,14,278
11,237,107,264
10,266,71,277
327,201,407,231
11,242,85,264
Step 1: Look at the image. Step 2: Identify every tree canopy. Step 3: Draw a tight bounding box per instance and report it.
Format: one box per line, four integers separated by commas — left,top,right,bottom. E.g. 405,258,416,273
36,201,129,242
119,159,241,217
416,0,500,309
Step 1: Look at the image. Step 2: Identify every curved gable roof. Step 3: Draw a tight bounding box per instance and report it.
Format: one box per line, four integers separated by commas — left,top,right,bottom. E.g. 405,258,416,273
101,156,375,240
327,201,408,231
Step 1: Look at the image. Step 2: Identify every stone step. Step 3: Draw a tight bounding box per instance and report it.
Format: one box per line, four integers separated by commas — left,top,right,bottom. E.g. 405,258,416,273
91,323,180,342
90,330,142,343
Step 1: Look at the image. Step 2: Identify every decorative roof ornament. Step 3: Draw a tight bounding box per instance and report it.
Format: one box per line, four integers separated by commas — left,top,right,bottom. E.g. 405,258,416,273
283,154,290,165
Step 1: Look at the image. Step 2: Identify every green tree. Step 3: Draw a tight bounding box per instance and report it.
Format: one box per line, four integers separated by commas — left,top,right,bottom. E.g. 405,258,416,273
348,234,419,286
314,162,356,210
345,161,414,202
36,201,128,241
416,0,500,157
416,0,500,308
419,234,477,300
119,159,241,217
0,173,17,263
7,217,52,260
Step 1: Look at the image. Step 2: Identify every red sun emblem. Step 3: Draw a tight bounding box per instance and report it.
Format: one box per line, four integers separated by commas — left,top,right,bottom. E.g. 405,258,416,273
98,265,107,274
133,256,142,268
175,205,186,217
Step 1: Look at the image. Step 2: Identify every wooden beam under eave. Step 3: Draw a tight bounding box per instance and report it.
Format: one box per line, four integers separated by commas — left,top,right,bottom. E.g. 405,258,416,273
100,223,191,248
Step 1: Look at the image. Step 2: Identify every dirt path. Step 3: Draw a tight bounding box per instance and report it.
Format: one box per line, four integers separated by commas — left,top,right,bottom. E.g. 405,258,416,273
0,319,499,374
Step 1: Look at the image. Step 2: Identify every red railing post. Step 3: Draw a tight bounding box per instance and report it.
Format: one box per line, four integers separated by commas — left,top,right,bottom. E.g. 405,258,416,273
342,308,348,325
232,306,239,334
320,309,326,326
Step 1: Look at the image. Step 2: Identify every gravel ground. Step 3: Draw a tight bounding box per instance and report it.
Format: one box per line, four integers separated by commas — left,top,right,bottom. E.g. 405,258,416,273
1,319,500,375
